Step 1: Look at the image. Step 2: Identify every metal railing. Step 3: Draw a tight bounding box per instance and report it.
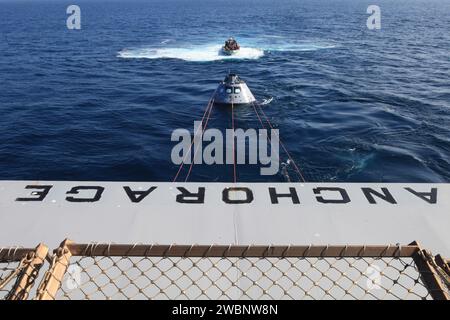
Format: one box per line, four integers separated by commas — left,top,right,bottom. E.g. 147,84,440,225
1,240,449,300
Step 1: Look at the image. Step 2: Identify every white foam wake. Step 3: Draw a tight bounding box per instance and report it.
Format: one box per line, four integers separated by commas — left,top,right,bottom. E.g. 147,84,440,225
118,44,264,62
117,41,337,62
265,43,337,52
259,97,273,105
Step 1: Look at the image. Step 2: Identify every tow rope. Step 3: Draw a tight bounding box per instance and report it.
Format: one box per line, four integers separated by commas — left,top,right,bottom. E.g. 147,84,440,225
251,101,306,182
174,91,307,184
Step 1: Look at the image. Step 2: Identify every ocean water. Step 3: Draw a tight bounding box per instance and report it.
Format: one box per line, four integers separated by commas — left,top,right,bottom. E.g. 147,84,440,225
0,0,449,182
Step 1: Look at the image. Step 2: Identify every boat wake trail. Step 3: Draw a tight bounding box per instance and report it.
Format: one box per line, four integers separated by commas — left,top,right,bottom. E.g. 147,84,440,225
265,42,337,52
117,40,336,62
118,45,264,62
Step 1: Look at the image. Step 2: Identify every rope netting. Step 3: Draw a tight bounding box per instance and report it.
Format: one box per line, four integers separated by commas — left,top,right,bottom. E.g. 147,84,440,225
0,246,48,300
55,255,432,300
0,260,21,299
1,242,448,300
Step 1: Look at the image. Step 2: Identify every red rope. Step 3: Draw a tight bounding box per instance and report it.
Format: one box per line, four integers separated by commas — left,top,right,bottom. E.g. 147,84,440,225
231,99,237,183
184,97,215,182
172,95,214,182
252,101,306,183
251,101,266,132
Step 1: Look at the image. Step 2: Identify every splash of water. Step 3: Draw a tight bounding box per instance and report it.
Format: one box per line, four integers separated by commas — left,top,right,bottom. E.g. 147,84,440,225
260,97,273,105
118,45,264,62
281,159,292,182
118,41,336,62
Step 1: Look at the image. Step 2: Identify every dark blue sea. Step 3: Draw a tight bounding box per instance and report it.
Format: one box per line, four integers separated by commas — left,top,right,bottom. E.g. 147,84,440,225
0,0,449,182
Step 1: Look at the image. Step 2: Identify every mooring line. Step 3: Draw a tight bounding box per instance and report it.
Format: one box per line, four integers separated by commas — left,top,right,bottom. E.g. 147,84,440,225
231,98,237,183
184,97,215,182
252,101,306,183
172,90,217,182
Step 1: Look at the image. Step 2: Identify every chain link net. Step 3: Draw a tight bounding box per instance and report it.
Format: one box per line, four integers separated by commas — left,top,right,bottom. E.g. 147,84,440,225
55,254,432,300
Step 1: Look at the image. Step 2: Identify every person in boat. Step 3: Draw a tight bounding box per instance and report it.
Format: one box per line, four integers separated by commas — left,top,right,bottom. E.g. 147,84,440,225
224,37,240,51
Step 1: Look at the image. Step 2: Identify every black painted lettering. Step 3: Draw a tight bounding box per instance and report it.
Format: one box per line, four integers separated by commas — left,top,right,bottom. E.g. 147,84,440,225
269,187,300,204
176,187,205,204
405,187,437,204
66,186,104,202
222,187,254,204
314,187,350,204
16,185,53,202
124,186,157,203
362,187,396,204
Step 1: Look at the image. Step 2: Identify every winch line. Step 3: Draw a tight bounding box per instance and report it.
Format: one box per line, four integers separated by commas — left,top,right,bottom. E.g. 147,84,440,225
184,96,215,182
172,90,216,182
255,102,306,182
231,98,237,183
172,99,212,182
252,101,307,183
